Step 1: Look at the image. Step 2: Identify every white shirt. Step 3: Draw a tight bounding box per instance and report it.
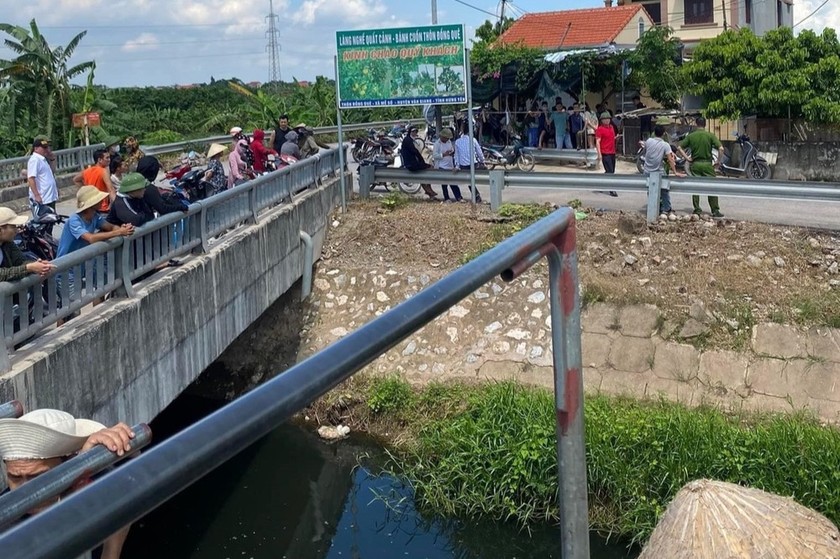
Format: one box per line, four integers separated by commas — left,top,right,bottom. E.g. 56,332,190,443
27,152,58,204
454,135,485,167
432,139,455,170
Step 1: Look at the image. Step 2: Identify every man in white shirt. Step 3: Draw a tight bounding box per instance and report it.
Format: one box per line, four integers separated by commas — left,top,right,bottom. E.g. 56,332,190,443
453,126,486,203
27,136,59,212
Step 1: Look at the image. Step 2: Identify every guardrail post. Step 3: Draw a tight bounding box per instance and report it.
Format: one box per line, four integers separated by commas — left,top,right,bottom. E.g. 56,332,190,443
358,164,374,199
195,205,209,254
247,184,258,225
114,236,136,298
489,169,505,212
646,171,662,224
0,342,10,374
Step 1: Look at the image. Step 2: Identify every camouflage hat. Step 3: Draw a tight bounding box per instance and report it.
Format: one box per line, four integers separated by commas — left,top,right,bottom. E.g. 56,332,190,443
32,135,50,149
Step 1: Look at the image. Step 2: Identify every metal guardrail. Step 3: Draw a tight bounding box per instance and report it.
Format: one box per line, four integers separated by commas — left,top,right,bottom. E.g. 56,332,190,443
141,118,426,157
0,423,152,530
0,207,590,559
522,147,599,168
0,144,105,188
0,147,345,360
361,167,840,223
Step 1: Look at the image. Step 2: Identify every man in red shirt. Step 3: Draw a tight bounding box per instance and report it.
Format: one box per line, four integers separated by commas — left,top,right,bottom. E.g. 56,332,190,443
595,112,618,197
73,148,116,212
250,129,278,174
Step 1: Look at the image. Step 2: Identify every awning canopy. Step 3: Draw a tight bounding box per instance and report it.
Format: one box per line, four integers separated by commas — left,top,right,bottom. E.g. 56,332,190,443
543,43,635,64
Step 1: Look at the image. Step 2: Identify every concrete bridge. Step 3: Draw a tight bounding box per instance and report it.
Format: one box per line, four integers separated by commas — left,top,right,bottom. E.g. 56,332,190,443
0,148,349,427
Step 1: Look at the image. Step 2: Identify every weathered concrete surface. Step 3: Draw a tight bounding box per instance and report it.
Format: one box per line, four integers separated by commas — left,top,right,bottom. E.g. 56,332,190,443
753,141,840,182
0,174,348,426
300,264,840,422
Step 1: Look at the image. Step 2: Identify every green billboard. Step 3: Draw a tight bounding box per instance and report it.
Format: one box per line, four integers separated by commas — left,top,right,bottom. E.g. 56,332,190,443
336,24,467,109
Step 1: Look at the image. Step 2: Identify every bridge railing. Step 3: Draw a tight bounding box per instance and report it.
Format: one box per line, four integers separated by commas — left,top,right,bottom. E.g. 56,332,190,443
0,147,346,363
140,118,426,157
0,207,591,559
360,167,840,223
0,144,105,188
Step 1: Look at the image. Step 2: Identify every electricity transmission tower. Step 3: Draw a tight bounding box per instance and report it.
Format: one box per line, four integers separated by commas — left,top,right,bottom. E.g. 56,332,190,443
266,0,282,83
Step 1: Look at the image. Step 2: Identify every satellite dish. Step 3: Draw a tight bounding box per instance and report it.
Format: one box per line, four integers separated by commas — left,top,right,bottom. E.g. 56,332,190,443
423,104,440,125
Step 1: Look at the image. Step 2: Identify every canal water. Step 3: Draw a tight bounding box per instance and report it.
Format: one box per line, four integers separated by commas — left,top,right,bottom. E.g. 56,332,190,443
123,394,638,559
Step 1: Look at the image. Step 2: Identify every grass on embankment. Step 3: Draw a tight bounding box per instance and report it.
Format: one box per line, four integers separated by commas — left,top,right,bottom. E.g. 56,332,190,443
344,377,840,545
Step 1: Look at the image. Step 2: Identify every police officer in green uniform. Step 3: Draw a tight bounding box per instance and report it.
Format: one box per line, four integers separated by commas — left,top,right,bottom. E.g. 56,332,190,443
678,117,725,218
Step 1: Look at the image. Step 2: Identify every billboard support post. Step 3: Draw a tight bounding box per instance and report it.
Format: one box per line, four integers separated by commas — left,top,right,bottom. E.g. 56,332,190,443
333,55,347,213
466,48,476,209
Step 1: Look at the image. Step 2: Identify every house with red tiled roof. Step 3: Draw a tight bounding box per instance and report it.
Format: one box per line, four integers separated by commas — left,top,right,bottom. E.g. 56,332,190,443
498,4,655,51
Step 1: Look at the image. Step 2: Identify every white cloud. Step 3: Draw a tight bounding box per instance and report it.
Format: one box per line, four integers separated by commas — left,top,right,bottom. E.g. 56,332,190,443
121,33,160,52
292,0,387,25
795,0,840,34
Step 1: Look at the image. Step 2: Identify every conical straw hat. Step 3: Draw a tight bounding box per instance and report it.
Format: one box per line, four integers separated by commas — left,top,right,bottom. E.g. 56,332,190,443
639,479,840,559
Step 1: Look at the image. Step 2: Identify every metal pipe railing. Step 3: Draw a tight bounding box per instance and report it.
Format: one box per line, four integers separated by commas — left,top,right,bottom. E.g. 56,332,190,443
0,208,589,559
0,400,23,419
0,147,345,355
0,424,152,530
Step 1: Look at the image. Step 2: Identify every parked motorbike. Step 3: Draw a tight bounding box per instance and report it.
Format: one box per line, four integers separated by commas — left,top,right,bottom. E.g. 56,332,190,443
351,128,399,164
357,155,421,196
12,208,66,333
171,168,207,201
164,151,201,182
17,205,64,260
717,132,771,180
635,133,691,174
482,136,535,172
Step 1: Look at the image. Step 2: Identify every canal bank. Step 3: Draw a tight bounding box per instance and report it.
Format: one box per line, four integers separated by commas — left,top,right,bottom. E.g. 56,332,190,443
122,391,637,559
306,376,840,546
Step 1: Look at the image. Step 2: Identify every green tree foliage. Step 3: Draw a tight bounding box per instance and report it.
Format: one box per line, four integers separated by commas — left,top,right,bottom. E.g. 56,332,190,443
0,19,95,150
470,18,547,89
682,27,840,122
628,26,687,108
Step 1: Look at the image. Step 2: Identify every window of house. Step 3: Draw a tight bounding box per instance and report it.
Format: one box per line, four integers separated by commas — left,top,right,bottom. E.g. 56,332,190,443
643,2,662,24
639,18,646,36
745,0,752,24
685,0,714,24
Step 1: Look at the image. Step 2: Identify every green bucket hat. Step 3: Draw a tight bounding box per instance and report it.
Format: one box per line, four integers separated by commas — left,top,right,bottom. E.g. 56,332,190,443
120,172,147,194
600,112,612,120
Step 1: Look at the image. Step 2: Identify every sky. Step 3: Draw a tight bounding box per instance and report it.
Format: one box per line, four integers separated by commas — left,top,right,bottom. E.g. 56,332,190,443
0,0,836,88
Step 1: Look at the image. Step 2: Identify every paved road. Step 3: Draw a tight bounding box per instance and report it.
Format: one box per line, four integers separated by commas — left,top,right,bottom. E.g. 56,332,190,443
353,157,839,231
46,152,838,232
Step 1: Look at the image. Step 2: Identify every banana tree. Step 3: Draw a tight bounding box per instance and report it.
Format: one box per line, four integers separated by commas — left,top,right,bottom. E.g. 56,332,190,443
0,19,95,148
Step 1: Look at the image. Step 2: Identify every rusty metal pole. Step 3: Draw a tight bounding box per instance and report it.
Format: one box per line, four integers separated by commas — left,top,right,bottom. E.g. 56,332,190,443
547,223,590,559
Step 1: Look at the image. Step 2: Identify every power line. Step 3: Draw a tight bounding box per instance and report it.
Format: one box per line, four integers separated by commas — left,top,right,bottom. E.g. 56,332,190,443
36,23,242,29
77,37,261,48
452,0,500,19
96,51,264,63
794,0,830,27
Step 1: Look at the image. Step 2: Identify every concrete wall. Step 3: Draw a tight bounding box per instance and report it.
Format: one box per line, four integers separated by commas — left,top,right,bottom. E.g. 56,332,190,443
0,174,348,426
752,141,840,181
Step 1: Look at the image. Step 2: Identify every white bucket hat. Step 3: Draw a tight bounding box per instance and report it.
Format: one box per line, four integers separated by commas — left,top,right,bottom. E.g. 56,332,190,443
229,126,243,135
0,207,27,227
0,409,106,460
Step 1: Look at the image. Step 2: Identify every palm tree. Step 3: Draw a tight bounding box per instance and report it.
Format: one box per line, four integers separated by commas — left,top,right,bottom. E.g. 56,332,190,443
0,19,95,147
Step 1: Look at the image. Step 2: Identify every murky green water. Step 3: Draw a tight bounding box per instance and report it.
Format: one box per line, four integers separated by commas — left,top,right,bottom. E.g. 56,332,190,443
122,395,637,559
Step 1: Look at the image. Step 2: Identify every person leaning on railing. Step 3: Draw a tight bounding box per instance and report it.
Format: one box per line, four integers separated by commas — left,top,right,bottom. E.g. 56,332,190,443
0,409,136,559
0,208,54,282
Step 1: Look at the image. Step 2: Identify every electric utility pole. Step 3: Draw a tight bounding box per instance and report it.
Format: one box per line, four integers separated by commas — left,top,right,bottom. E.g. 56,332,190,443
722,0,728,30
432,0,443,136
